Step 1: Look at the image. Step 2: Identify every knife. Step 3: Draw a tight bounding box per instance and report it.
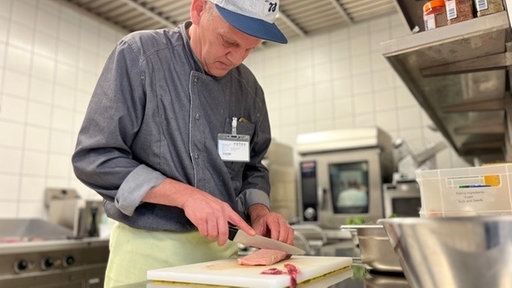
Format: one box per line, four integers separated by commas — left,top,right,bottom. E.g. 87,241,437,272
228,226,306,255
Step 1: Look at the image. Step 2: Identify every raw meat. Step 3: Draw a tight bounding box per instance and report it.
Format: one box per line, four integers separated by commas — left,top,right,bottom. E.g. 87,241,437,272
237,249,290,266
260,262,300,288
284,263,299,288
260,267,286,275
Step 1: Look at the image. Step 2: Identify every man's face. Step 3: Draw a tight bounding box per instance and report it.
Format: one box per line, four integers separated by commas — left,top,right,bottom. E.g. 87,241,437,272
192,4,262,77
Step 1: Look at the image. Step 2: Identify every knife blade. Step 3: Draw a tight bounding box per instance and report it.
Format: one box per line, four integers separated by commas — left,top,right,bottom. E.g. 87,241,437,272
228,226,305,255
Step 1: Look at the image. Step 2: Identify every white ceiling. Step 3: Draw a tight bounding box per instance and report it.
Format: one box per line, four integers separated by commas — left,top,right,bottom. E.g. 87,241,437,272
57,0,399,41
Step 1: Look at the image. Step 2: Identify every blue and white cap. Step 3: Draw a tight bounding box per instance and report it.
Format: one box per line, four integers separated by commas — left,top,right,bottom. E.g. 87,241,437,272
209,0,288,44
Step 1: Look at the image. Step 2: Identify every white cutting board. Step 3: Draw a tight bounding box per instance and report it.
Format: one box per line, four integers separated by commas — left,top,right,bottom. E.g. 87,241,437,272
147,256,352,288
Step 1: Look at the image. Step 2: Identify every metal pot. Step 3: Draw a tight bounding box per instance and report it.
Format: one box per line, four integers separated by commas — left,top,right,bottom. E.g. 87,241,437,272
378,216,512,288
341,224,402,273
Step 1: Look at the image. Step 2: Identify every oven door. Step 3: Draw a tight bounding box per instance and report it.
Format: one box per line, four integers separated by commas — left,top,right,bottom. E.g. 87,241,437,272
383,182,421,218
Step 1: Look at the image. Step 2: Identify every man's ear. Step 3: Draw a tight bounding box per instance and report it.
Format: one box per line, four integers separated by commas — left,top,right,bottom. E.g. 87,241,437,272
190,0,206,24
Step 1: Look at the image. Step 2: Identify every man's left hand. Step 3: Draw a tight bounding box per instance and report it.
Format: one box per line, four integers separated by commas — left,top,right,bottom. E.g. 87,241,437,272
248,204,295,245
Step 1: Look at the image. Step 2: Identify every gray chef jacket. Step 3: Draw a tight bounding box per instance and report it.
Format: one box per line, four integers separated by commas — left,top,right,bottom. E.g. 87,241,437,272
72,21,272,232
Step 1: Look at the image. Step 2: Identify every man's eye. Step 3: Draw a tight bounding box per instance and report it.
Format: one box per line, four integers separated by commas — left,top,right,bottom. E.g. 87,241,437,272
224,41,237,47
220,36,236,47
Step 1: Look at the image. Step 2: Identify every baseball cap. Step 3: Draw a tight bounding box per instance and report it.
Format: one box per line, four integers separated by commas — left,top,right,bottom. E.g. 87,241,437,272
209,0,288,44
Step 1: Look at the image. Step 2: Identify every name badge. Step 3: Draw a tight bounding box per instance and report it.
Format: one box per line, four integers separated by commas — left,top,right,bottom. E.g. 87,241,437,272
218,133,250,162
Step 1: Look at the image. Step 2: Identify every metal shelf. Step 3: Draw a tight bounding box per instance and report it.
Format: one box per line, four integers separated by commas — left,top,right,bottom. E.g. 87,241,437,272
381,11,511,163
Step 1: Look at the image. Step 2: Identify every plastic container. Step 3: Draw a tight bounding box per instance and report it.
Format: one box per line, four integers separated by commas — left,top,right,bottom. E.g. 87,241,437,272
473,0,504,17
416,164,512,218
423,0,448,30
444,0,474,25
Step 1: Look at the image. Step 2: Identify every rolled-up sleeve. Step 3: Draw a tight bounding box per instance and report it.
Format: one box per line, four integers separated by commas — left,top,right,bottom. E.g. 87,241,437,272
116,165,166,215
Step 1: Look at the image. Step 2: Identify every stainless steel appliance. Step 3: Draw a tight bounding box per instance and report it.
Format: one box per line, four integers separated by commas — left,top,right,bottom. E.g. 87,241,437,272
383,182,421,218
264,139,298,223
296,127,394,230
379,216,512,288
341,224,402,273
45,188,106,239
45,188,81,232
0,219,109,288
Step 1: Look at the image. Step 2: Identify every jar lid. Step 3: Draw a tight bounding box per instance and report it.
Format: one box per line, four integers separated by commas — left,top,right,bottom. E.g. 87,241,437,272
423,0,445,13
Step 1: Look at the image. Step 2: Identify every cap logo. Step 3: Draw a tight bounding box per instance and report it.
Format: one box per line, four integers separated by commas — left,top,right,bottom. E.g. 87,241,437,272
211,0,279,23
268,2,277,13
209,0,288,43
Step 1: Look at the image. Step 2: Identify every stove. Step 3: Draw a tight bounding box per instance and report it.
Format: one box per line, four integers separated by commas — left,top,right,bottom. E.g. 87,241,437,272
0,238,109,288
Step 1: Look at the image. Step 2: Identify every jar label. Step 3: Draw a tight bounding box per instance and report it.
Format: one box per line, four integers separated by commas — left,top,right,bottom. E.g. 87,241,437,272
474,0,489,11
424,14,436,30
445,0,457,20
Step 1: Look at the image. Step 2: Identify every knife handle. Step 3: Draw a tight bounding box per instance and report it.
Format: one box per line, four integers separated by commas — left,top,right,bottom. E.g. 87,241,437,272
228,225,238,241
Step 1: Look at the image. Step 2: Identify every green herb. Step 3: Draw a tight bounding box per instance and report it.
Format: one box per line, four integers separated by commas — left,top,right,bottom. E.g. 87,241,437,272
345,216,365,225
351,265,367,280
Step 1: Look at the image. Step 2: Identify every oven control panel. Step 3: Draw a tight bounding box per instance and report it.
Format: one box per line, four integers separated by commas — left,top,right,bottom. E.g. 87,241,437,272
12,253,76,273
5,246,105,274
0,240,108,288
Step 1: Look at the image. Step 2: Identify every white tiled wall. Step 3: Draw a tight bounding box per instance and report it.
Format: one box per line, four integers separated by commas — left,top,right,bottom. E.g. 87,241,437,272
0,0,126,218
0,0,468,219
245,15,468,169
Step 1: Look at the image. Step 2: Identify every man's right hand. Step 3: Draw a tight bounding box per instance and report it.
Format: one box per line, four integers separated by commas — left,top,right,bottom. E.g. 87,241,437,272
143,178,255,245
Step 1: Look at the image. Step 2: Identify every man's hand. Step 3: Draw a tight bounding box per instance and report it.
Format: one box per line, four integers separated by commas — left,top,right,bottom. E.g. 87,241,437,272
143,178,255,246
248,204,294,245
180,190,255,246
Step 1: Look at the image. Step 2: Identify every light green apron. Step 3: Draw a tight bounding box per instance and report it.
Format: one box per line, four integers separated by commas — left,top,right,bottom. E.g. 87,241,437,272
105,221,238,288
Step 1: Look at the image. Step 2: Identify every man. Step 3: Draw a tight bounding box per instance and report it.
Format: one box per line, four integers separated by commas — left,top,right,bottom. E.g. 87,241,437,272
72,0,293,286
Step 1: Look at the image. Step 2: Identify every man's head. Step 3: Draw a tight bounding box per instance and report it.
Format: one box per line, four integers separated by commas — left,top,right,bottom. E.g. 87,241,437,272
189,0,287,77
209,0,287,44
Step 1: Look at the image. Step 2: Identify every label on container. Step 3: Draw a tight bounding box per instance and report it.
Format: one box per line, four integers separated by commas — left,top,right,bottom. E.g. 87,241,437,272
443,174,510,211
474,0,489,11
424,14,436,30
445,0,457,20
446,174,501,188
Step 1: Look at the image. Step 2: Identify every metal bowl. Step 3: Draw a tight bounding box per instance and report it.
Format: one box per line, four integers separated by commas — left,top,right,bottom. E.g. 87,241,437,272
378,216,512,288
341,224,402,273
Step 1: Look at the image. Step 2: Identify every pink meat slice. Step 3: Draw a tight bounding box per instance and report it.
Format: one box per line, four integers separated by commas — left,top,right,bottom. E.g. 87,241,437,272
284,263,299,288
237,249,290,266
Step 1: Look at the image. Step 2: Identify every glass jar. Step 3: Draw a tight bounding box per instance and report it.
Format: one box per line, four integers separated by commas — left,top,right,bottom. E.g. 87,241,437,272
423,0,448,30
444,0,474,24
473,0,504,17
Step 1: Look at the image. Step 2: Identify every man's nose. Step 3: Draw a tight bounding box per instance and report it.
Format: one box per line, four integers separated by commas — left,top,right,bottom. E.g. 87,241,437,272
226,48,248,65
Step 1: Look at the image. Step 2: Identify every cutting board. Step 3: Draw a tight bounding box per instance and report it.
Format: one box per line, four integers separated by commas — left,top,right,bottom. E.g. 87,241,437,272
147,256,352,288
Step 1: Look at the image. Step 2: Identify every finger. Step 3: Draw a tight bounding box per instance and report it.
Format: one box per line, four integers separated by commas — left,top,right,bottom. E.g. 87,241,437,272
281,221,294,244
286,226,295,245
206,215,219,241
228,212,255,236
268,216,280,240
277,220,287,242
269,215,293,243
216,218,228,246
